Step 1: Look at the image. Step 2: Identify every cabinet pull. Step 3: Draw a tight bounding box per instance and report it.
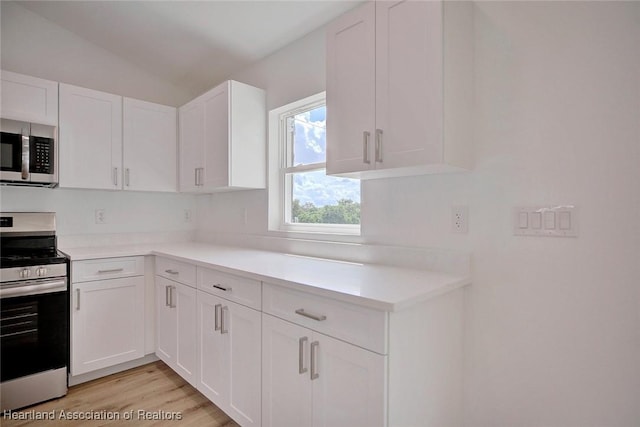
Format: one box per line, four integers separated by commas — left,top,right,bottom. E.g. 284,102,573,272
214,304,222,331
195,168,204,186
220,306,229,334
363,131,371,164
76,288,81,310
98,268,123,274
125,168,130,187
295,308,327,322
169,286,176,308
165,285,171,307
375,129,383,163
310,341,319,380
213,284,232,292
194,168,199,186
113,167,118,186
299,337,308,374
164,269,179,275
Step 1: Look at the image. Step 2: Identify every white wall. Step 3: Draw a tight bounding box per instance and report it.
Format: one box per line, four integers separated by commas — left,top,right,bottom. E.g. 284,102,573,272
0,1,191,106
0,1,197,242
0,186,196,240
198,2,640,426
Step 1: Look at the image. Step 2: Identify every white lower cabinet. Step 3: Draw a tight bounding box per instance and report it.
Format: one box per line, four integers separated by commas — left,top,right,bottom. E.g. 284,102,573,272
197,289,261,426
71,258,145,376
155,276,197,386
262,313,386,427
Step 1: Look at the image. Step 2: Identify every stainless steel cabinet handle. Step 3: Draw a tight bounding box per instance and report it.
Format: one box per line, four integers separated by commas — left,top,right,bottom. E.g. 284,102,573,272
194,168,199,186
169,286,176,308
214,304,222,331
375,129,383,163
113,167,118,186
98,268,124,274
165,269,179,275
220,306,229,334
76,288,81,310
295,309,327,322
363,131,371,164
299,337,308,374
310,341,319,380
165,285,171,307
125,168,130,187
213,284,232,292
195,168,204,186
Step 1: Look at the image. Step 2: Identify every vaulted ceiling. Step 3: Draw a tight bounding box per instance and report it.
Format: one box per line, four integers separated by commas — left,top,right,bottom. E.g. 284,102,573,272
15,1,360,95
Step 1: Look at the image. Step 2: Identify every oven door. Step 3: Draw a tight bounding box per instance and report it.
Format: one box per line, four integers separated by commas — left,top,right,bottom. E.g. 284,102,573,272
0,278,68,383
0,131,28,182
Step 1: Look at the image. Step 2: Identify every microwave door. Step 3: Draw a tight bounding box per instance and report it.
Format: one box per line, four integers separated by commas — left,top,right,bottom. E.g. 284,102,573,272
0,132,26,182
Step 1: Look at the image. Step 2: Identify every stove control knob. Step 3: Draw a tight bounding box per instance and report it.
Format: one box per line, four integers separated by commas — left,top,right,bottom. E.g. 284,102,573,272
21,269,32,278
37,267,48,277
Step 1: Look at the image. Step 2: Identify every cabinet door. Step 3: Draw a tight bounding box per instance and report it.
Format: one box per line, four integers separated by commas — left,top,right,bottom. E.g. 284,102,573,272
71,276,145,376
326,2,376,175
0,70,58,125
262,314,313,427
201,83,229,190
123,98,177,192
198,292,262,426
174,282,197,386
312,333,386,427
178,98,203,192
59,83,122,189
197,291,227,405
226,299,262,426
155,276,177,366
375,0,443,169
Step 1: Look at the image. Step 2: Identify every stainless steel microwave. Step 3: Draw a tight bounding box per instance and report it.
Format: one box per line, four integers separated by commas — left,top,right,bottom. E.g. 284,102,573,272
0,121,58,187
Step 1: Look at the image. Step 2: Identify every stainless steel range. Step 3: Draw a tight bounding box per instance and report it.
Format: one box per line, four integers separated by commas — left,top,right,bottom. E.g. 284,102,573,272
0,212,69,411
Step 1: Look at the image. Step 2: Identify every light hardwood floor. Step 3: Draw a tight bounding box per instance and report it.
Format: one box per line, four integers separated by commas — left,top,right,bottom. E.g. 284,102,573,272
2,361,240,427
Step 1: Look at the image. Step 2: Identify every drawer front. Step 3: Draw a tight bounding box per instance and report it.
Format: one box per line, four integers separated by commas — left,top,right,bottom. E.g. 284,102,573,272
72,256,144,283
156,257,196,287
262,283,387,354
197,267,261,310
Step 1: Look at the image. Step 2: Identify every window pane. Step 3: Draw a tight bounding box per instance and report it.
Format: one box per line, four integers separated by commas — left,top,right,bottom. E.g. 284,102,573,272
289,169,360,225
292,105,326,166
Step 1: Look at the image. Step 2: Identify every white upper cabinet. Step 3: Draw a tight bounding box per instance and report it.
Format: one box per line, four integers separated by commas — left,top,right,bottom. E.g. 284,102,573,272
1,70,58,125
123,98,177,192
59,83,122,190
326,0,474,179
179,80,266,193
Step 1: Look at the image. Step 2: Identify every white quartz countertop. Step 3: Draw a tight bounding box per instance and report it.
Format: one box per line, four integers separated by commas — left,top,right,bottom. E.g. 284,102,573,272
61,242,471,312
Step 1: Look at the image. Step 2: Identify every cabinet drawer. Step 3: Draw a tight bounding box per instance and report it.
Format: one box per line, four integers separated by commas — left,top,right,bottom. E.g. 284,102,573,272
155,257,196,287
197,268,261,310
262,283,388,354
72,257,144,283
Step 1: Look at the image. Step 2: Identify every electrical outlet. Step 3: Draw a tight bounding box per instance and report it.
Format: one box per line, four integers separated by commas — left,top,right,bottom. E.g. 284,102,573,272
95,209,106,224
184,209,192,223
452,206,468,233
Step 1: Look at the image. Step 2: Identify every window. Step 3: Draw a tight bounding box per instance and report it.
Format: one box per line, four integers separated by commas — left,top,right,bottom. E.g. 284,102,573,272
268,93,361,235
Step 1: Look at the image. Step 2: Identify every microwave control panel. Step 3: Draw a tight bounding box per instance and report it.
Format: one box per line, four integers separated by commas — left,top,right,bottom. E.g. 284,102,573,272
29,136,54,174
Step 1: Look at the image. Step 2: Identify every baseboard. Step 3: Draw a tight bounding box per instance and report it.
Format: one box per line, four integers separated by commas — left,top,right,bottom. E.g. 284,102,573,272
68,354,159,386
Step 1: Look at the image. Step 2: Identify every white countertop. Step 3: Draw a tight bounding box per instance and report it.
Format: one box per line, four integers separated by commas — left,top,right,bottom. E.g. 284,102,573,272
61,242,471,312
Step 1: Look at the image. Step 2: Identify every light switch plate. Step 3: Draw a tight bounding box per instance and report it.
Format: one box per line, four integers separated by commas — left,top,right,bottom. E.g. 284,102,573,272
514,206,578,237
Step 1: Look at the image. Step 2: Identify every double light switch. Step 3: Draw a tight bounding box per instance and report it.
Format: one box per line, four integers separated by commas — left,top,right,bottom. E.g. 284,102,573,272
514,206,577,237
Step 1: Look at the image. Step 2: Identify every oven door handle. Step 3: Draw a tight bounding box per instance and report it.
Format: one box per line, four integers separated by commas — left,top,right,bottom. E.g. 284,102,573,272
0,279,67,299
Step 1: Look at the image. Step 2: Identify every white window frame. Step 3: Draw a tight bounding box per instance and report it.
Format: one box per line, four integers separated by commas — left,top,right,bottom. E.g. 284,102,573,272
268,92,361,236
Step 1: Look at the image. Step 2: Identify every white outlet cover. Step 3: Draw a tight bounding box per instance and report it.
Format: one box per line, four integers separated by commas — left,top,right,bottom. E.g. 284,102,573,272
95,209,106,224
452,206,469,234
